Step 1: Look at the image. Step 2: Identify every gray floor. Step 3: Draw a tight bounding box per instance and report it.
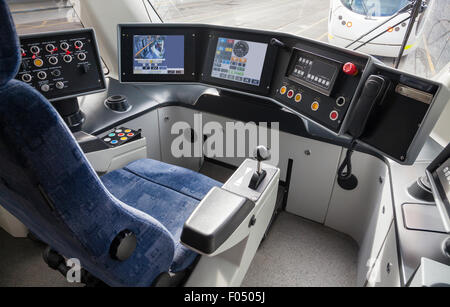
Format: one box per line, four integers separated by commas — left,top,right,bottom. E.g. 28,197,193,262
0,228,80,287
242,212,358,287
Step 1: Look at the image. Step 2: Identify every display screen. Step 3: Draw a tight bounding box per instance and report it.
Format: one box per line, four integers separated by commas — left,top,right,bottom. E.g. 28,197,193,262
436,157,450,203
211,37,268,86
133,35,184,74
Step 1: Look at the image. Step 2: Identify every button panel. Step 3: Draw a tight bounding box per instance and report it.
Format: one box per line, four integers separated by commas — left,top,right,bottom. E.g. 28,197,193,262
15,29,105,101
101,127,142,148
276,80,349,131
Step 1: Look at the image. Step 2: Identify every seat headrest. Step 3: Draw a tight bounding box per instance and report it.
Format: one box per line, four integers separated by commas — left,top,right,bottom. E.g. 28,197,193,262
0,0,20,87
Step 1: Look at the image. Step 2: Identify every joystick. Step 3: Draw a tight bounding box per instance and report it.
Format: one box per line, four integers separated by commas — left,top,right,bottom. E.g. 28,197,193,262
249,145,271,190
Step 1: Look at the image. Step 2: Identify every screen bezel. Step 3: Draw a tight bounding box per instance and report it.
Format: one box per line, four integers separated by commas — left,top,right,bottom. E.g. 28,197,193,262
201,31,277,95
119,26,196,83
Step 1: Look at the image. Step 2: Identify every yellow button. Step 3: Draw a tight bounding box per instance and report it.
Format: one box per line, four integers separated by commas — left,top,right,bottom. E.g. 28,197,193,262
124,129,131,133
120,137,127,141
311,101,319,111
34,58,43,67
294,93,302,102
280,86,287,95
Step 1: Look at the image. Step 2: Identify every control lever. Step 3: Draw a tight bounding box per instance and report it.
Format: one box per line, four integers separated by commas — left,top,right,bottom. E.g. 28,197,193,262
249,145,271,190
270,38,291,52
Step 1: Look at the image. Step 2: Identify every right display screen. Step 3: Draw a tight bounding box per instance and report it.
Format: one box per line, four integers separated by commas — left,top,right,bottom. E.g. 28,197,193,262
211,37,268,86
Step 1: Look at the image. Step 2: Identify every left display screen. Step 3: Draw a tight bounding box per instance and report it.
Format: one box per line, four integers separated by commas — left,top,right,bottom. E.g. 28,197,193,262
133,35,184,75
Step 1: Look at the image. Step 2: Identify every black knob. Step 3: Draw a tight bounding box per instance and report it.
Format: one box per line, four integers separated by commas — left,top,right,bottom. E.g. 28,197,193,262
105,95,131,112
444,238,450,257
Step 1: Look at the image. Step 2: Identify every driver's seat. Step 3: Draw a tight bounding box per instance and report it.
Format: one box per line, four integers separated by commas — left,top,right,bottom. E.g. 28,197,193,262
0,0,220,286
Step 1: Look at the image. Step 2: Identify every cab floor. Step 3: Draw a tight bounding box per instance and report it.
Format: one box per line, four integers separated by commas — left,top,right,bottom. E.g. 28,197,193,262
243,212,358,287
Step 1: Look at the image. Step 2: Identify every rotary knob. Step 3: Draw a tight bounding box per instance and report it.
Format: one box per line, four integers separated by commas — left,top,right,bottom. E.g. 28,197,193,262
105,95,131,112
56,81,64,89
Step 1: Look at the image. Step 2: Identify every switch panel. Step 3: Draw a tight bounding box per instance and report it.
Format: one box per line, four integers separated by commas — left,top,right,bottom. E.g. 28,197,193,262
15,28,106,101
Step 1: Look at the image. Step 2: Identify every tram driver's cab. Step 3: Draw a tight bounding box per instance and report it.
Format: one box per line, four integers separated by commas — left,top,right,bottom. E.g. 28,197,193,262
0,0,449,287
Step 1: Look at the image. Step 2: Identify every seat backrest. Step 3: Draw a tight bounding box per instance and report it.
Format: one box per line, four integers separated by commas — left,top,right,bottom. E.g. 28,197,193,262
0,0,175,286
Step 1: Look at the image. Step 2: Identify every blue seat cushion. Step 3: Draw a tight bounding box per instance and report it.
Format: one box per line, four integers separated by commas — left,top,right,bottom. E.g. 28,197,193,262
124,159,221,201
101,159,221,272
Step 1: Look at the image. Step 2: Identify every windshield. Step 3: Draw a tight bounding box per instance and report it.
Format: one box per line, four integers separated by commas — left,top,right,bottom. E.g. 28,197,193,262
147,0,330,40
340,0,410,17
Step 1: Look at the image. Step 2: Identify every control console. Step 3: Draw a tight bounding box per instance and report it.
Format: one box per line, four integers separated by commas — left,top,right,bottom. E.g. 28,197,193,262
276,48,363,133
117,24,448,165
16,28,105,101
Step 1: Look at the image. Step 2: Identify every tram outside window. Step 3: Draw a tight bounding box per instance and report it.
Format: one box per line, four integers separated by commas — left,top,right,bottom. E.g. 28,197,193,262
340,0,410,17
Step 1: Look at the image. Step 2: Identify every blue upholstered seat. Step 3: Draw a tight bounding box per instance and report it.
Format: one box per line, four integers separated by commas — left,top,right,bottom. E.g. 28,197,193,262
0,0,220,286
101,160,221,272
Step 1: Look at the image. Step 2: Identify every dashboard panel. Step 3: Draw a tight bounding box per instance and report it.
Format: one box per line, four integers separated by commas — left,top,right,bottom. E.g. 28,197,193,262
118,24,447,165
16,28,105,101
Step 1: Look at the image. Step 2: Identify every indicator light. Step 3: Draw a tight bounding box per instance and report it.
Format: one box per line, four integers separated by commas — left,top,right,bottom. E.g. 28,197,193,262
311,101,319,111
346,21,352,28
280,86,287,95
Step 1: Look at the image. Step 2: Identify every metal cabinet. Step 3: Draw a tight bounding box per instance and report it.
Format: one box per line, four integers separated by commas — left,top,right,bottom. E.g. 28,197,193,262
366,223,401,287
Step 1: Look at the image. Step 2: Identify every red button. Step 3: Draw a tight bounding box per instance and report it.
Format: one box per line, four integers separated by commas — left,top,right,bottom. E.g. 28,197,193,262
330,111,339,121
343,62,358,76
118,133,125,137
127,133,134,137
287,90,294,98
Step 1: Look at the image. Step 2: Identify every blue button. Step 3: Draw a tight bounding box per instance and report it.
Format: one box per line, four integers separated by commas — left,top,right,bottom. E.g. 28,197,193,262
108,133,115,137
111,140,118,144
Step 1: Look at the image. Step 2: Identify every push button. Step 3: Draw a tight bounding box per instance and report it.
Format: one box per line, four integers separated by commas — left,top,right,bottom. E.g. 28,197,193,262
127,133,134,137
330,110,339,121
124,129,131,133
108,133,115,137
311,101,319,111
33,58,44,67
280,86,287,95
115,129,122,133
111,140,118,145
120,137,127,141
294,93,302,102
118,133,125,137
287,90,294,99
103,138,111,142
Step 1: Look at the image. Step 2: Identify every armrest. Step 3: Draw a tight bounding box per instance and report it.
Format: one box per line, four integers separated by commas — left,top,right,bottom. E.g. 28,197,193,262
181,187,255,255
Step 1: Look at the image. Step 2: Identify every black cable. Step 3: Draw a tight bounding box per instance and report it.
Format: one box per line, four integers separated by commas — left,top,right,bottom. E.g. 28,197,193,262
338,139,357,180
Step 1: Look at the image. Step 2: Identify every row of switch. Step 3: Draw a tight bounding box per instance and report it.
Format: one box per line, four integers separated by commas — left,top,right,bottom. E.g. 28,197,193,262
23,41,84,56
39,81,65,92
27,53,87,69
280,86,339,121
21,69,62,82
